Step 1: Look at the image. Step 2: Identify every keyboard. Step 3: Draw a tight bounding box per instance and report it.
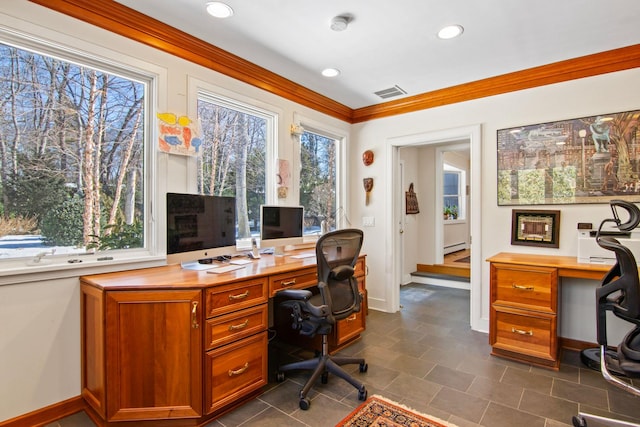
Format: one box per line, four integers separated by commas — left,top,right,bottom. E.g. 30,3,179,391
206,264,246,274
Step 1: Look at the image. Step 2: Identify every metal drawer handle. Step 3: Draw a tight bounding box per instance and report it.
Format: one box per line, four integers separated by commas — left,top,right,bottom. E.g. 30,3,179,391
191,302,199,329
228,290,250,300
228,362,249,377
346,314,357,322
281,279,296,287
512,284,535,291
511,327,533,336
228,319,249,331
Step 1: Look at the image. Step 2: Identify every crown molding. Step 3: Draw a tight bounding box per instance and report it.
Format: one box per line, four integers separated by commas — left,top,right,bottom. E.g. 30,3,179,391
28,1,640,124
351,44,640,123
28,0,353,122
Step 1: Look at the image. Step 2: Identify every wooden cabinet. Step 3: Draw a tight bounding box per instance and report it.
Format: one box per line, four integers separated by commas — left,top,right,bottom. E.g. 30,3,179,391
489,262,560,369
80,254,366,425
81,286,203,422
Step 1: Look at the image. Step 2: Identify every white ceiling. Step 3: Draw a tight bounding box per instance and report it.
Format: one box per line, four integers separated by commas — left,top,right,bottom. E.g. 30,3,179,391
116,0,640,109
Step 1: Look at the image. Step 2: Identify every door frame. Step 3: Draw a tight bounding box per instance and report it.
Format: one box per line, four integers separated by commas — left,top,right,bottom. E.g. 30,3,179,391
387,124,485,332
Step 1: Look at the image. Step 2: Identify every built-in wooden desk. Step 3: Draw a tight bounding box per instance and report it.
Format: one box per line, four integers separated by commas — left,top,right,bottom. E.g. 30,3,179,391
80,253,366,426
487,252,610,369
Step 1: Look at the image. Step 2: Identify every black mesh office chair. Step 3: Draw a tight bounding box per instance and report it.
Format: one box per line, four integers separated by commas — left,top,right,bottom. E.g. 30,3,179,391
573,200,640,427
275,228,368,410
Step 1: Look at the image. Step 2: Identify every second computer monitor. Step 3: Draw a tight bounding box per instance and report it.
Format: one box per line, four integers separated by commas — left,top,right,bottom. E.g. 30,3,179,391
260,205,304,255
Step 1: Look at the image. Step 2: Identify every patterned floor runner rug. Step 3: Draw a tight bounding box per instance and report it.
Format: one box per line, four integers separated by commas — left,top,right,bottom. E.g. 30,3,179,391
336,395,459,427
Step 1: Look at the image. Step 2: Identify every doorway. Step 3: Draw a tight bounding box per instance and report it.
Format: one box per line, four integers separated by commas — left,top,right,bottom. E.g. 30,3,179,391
387,125,484,332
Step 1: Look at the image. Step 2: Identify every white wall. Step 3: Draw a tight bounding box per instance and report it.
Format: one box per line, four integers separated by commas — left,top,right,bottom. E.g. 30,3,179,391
0,2,350,422
351,67,640,336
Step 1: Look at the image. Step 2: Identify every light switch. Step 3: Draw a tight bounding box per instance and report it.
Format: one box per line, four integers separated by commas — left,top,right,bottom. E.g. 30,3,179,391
362,216,375,227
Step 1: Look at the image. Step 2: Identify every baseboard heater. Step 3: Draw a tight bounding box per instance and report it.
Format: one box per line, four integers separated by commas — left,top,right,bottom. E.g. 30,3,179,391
444,242,466,255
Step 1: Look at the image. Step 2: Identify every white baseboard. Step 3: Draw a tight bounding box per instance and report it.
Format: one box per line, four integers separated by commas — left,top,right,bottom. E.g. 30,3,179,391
444,242,467,255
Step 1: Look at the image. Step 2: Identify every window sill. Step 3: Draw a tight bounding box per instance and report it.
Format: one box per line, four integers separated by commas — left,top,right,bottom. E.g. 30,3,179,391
444,218,466,225
0,253,166,286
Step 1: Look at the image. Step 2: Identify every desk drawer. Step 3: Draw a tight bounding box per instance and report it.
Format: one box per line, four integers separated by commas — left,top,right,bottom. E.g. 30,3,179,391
491,263,557,313
335,310,365,346
206,278,268,318
205,331,267,414
205,304,268,350
491,306,557,363
269,266,317,297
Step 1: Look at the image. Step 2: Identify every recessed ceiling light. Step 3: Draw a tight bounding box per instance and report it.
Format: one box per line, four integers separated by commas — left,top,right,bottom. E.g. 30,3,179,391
206,2,234,19
321,68,340,77
437,24,464,40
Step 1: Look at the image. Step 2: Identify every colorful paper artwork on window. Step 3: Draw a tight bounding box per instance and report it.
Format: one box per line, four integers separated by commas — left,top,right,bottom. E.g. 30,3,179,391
277,159,291,198
157,112,202,156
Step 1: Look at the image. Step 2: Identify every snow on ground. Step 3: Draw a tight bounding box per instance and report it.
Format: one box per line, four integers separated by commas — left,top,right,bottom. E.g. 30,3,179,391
0,235,83,259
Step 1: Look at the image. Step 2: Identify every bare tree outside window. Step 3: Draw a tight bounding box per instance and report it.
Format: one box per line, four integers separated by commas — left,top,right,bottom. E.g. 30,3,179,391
0,42,147,261
300,130,336,234
197,95,267,244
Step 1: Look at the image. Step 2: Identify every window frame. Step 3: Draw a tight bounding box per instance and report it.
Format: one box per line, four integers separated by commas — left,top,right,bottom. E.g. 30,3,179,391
0,26,161,277
294,114,348,231
443,165,466,222
190,79,279,249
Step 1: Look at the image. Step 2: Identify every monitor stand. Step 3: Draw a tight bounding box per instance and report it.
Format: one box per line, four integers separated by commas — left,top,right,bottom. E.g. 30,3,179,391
181,260,217,271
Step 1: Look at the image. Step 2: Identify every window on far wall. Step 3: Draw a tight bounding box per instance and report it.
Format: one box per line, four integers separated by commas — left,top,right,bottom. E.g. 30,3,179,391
300,129,338,235
0,37,150,262
443,165,465,220
197,92,272,246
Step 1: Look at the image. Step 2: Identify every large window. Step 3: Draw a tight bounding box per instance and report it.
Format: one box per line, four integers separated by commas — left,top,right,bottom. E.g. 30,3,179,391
300,129,338,234
0,38,150,262
197,93,271,245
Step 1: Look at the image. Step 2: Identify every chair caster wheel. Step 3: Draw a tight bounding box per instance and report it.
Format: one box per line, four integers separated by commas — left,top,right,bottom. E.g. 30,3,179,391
572,416,587,427
276,371,285,382
321,372,329,384
358,388,368,401
359,362,368,373
299,398,311,410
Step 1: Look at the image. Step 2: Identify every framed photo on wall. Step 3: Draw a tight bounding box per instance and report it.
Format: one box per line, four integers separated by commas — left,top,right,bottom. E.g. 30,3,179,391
511,209,560,248
497,109,640,206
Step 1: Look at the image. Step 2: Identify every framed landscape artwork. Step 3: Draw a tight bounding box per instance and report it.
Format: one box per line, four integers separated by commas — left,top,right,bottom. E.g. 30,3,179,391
497,109,640,205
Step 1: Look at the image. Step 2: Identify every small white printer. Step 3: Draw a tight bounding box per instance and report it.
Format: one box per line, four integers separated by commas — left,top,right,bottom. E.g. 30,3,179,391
577,229,640,264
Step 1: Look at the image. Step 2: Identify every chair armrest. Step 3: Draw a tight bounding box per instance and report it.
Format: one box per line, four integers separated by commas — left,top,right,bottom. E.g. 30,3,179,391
277,289,313,300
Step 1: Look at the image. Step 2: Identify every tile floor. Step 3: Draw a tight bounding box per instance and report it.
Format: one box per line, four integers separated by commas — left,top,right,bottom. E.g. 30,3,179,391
49,284,640,427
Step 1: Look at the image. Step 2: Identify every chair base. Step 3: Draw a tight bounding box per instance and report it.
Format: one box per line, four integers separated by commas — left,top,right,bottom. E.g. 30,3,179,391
277,351,368,410
581,348,626,376
573,413,640,427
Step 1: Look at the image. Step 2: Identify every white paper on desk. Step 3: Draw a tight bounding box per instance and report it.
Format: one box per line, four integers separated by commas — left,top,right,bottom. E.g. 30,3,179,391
206,265,245,274
230,259,252,265
291,253,315,259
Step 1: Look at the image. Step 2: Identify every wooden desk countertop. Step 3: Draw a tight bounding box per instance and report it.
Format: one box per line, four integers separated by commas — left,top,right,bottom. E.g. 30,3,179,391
487,252,611,281
81,251,321,290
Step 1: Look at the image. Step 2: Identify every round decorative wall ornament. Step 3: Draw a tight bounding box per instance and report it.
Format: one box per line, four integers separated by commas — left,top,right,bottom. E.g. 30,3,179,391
362,150,374,166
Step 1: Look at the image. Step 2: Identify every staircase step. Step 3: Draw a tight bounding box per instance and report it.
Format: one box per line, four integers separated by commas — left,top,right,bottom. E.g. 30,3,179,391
411,271,470,283
416,263,470,278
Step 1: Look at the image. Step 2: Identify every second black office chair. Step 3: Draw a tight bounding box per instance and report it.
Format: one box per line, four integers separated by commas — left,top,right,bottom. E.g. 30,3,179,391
275,228,368,410
573,200,640,427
